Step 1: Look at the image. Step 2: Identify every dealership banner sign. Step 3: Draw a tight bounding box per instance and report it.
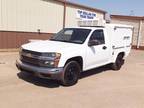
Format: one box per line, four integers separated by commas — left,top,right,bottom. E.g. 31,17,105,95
77,10,97,20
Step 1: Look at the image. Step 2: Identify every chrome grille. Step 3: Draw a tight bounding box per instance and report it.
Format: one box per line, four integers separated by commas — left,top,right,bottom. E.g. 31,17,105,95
20,49,55,68
21,49,42,67
21,55,40,66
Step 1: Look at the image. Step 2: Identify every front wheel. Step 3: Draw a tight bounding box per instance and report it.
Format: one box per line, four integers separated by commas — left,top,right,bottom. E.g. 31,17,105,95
61,61,81,86
111,54,124,70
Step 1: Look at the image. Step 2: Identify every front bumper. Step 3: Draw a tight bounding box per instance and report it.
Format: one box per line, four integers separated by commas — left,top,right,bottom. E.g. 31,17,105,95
16,60,64,80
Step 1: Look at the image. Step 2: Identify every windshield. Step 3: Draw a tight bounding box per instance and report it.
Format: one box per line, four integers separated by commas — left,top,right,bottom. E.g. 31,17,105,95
50,28,91,44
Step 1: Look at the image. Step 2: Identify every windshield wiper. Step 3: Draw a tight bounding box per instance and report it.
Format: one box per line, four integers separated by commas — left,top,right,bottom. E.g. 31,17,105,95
50,39,69,43
50,39,82,44
50,38,57,41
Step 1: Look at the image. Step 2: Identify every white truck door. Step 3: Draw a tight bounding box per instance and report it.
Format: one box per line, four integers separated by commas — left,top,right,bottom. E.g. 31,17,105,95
85,29,111,70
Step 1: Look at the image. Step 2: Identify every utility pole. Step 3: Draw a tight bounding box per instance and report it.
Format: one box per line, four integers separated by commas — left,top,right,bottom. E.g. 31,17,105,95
63,0,66,28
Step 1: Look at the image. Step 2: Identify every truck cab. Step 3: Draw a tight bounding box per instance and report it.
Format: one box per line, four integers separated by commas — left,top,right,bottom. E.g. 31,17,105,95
16,23,133,86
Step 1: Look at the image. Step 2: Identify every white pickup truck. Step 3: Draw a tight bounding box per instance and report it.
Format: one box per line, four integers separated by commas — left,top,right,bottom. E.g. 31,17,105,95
16,24,133,86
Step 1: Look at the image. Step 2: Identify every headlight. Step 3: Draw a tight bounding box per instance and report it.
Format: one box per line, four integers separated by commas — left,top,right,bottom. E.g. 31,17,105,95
44,61,55,66
53,53,61,67
40,53,61,67
42,53,61,58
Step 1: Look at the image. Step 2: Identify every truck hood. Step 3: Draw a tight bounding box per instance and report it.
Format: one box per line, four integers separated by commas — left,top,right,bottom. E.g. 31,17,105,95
22,40,82,53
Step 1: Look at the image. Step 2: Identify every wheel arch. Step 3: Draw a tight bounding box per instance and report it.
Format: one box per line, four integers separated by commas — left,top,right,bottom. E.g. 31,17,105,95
112,51,125,63
65,56,83,71
118,52,125,58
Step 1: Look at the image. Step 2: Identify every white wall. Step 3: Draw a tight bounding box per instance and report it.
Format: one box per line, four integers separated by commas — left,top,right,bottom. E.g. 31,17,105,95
0,0,64,33
0,0,105,33
0,0,2,29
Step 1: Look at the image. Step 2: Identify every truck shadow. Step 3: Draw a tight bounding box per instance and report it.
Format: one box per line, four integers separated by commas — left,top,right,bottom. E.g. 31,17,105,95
17,72,60,88
17,65,112,88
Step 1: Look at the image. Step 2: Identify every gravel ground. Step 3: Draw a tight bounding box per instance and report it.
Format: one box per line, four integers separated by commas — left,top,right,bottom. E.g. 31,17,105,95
0,50,144,108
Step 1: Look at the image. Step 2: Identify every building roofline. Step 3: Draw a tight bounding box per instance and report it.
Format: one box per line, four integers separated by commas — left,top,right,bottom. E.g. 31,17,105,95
111,14,144,20
56,0,107,14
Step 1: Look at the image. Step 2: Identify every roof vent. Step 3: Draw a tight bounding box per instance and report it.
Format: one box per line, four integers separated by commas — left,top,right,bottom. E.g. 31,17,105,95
78,18,106,27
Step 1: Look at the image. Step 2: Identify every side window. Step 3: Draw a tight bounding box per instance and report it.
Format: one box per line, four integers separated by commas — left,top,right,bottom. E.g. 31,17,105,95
90,30,105,45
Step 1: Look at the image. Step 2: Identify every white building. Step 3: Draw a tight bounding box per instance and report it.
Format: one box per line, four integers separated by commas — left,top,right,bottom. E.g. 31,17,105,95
0,0,106,49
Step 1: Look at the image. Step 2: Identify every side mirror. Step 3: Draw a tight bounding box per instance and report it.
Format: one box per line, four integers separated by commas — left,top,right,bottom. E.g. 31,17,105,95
88,40,99,47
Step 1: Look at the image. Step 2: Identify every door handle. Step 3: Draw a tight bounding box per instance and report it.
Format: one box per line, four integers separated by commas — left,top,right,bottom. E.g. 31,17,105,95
103,46,107,50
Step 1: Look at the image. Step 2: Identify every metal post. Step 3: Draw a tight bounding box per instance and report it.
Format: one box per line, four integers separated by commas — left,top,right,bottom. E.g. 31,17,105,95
137,20,142,49
63,0,66,28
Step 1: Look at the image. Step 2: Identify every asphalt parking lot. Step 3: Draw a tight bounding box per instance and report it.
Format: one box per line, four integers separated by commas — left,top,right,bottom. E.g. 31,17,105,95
0,50,144,108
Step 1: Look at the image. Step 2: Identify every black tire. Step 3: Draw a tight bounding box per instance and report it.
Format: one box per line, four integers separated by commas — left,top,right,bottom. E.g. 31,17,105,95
61,61,81,86
111,54,124,70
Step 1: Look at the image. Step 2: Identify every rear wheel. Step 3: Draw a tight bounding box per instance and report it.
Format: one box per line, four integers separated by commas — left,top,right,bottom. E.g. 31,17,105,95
61,61,81,86
111,54,124,70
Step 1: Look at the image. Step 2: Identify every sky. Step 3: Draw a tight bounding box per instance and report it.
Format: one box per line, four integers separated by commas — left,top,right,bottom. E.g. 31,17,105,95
68,0,144,16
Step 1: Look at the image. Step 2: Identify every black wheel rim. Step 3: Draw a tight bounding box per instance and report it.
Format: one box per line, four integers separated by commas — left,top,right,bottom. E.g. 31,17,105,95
116,56,123,68
65,66,78,84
